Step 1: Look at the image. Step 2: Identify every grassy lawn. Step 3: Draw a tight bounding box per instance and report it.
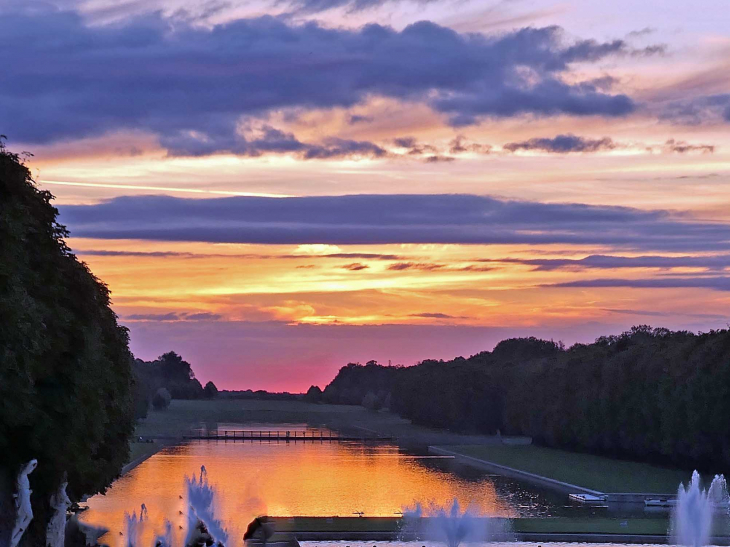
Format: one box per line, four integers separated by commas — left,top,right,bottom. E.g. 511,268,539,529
135,398,370,438
127,441,159,464
133,399,502,447
444,444,691,494
127,398,503,469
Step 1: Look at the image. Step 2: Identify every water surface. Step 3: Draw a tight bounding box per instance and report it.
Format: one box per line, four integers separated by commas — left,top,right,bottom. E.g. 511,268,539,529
78,424,634,546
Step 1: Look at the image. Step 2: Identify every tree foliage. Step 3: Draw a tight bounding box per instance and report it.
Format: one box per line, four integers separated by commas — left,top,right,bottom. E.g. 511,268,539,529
324,327,730,472
203,381,219,399
152,387,172,410
132,351,206,411
303,385,323,403
0,141,134,544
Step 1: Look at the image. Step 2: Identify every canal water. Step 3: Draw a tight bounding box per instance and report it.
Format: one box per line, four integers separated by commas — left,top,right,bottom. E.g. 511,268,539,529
77,423,644,546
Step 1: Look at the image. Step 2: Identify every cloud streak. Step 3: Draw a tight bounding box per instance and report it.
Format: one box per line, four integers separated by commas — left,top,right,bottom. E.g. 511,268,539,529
60,194,730,252
483,254,730,271
75,249,407,261
125,311,223,321
162,124,388,158
342,262,370,270
409,312,465,319
546,277,730,291
504,134,616,153
662,139,715,154
661,94,730,125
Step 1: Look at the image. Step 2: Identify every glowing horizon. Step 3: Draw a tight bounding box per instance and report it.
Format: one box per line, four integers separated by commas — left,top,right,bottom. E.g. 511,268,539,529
3,0,729,391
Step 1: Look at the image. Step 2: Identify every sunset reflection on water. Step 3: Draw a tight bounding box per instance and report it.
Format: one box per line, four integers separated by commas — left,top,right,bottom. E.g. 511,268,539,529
80,432,515,546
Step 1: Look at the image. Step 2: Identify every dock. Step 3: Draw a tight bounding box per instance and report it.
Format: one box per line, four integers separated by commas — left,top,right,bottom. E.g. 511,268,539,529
182,430,394,442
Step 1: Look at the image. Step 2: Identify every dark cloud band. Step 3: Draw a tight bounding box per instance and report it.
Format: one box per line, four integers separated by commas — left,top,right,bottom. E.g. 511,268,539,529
482,254,730,271
547,277,730,292
504,134,616,153
0,7,636,154
59,193,730,252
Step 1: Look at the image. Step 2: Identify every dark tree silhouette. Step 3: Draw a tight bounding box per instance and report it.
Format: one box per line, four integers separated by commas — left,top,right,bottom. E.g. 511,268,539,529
204,381,219,399
132,352,205,406
324,327,730,472
304,385,323,403
0,140,134,545
152,388,172,410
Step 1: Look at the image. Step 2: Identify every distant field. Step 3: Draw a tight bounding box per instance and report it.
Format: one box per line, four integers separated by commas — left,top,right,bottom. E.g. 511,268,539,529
135,398,369,438
444,444,691,494
128,399,374,467
127,398,507,467
133,398,505,446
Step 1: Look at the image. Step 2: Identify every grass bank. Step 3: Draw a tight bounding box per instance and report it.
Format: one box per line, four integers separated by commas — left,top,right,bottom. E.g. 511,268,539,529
134,398,368,439
133,398,507,445
124,398,506,470
441,444,690,494
126,399,371,468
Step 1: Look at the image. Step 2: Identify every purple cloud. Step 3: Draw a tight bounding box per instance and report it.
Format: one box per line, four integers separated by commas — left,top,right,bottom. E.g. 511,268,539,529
504,134,616,153
341,262,370,270
125,311,223,321
0,7,637,154
59,194,730,252
547,277,730,291
483,254,730,271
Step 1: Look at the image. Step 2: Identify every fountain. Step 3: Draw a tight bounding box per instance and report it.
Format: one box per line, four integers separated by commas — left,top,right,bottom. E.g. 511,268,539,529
153,520,173,547
123,504,148,546
185,465,229,546
670,471,729,547
116,466,230,547
402,498,510,547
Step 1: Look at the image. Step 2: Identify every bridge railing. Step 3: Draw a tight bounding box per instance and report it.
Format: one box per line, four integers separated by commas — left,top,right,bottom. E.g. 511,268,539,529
185,430,392,442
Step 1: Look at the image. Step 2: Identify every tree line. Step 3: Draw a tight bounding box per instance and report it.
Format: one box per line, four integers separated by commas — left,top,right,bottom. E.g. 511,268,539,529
1,141,135,544
322,326,730,473
0,142,218,544
132,351,219,417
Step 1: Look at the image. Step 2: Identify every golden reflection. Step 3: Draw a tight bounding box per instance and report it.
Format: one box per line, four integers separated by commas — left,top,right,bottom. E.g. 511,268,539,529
80,440,514,546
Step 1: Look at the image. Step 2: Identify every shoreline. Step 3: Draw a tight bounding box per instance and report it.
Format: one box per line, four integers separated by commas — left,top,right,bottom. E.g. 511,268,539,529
428,445,604,496
428,445,686,500
121,437,181,475
120,448,158,476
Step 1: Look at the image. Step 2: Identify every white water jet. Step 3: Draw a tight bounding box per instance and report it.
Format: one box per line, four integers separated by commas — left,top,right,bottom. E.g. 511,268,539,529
11,459,37,547
402,499,509,547
46,480,71,547
123,504,148,547
153,520,173,547
184,465,229,546
671,471,729,547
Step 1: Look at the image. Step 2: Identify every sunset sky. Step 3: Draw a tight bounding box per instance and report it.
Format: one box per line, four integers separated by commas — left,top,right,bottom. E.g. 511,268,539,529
3,0,729,391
